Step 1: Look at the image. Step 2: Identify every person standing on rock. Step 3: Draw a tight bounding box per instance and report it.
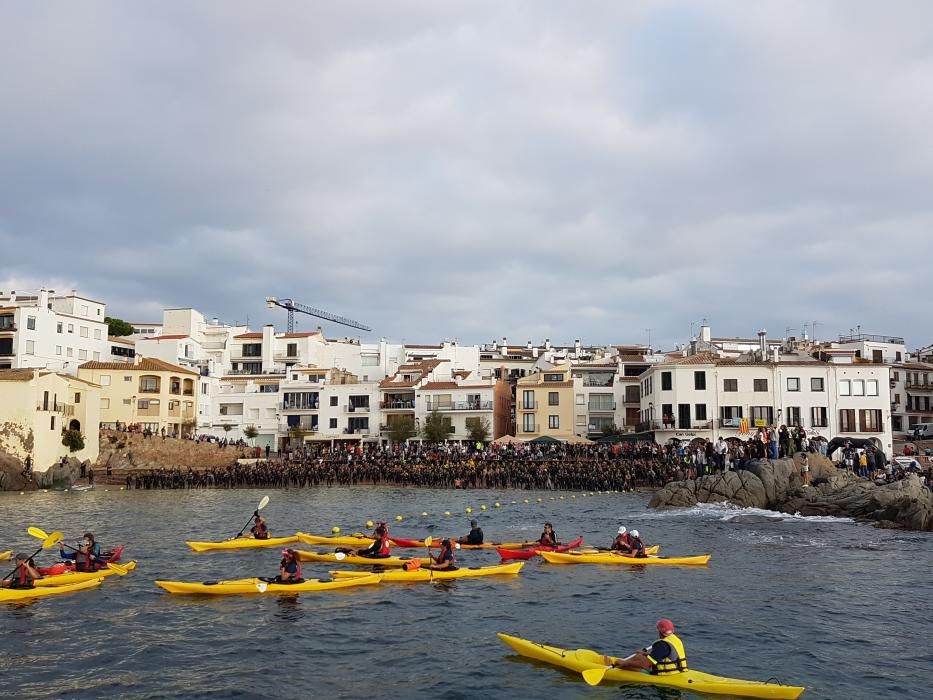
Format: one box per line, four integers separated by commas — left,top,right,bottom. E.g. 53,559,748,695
800,454,810,486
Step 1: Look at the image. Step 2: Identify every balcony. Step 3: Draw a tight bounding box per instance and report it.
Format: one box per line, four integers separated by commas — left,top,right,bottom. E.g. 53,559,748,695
636,421,662,432
581,378,614,387
424,400,493,412
281,401,319,411
274,353,300,361
587,403,617,413
518,423,540,434
380,400,415,410
623,394,640,404
201,340,227,350
343,427,371,436
345,404,371,413
281,421,318,432
0,323,15,333
36,402,67,413
906,380,933,392
519,401,539,410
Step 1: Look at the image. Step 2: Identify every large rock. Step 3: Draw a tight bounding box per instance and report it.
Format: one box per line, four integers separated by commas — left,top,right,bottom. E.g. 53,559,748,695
34,456,86,489
0,451,35,491
651,458,933,532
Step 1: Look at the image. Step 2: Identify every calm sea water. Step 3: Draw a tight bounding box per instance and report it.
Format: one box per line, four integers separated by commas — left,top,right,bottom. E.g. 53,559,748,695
0,487,931,700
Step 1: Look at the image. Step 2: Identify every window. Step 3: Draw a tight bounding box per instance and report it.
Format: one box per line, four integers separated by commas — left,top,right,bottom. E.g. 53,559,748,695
100,375,111,386
575,394,585,405
66,347,73,357
123,399,132,406
81,305,88,315
330,396,338,407
258,384,279,393
867,379,878,396
93,352,100,361
548,415,559,429
74,392,81,404
543,373,563,382
694,371,706,390
786,406,801,426
852,380,865,396
589,394,614,411
329,418,338,429
101,398,110,409
26,340,35,354
241,343,262,357
859,409,882,432
661,372,672,391
56,345,62,356
896,352,902,361
720,406,743,425
57,322,63,334
68,324,74,333
787,377,800,392
548,391,559,406
839,380,851,396
80,326,88,338
576,415,587,426
50,416,55,430
124,376,132,382
202,383,208,395
522,413,535,432
695,404,707,421
811,377,824,392
750,406,774,426
78,349,87,360
723,378,738,392
753,379,768,392
139,376,160,393
839,409,856,432
94,329,101,340
811,407,828,427
27,316,36,330
286,343,298,357
522,390,535,410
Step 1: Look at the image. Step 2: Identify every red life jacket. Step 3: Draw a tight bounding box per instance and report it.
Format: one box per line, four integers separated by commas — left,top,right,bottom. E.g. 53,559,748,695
253,521,268,539
377,528,390,556
13,564,33,588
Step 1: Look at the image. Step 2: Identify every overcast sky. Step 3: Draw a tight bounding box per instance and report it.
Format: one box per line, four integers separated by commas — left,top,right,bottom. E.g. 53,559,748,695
2,2,931,350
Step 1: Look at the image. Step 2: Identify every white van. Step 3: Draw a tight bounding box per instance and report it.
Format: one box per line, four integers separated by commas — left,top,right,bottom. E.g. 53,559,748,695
909,423,933,440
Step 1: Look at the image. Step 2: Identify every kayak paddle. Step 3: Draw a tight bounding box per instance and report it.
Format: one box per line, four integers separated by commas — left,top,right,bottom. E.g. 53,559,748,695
29,527,128,575
2,530,63,581
235,496,270,538
424,536,433,566
582,654,636,686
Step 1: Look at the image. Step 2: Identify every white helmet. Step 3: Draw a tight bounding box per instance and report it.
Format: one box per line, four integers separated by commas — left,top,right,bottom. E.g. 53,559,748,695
631,529,640,538
617,526,627,535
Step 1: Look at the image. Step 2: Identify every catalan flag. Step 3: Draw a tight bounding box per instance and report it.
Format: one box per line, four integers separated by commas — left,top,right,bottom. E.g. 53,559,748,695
739,418,750,434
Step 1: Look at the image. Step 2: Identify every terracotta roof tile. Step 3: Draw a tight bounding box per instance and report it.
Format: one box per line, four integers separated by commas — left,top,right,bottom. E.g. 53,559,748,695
234,332,264,339
0,368,39,382
283,332,320,338
78,357,199,376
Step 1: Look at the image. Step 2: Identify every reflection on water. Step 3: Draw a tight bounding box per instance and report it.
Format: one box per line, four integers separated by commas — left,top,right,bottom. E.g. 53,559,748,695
0,487,930,699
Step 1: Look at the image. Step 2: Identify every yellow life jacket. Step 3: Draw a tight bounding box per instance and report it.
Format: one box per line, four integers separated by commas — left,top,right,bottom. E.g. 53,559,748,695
647,633,688,675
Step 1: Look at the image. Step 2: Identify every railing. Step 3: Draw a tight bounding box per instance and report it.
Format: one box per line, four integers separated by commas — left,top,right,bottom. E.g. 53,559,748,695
345,404,370,413
424,400,493,411
274,353,300,361
519,401,538,410
581,378,614,387
343,427,371,435
858,424,886,433
139,388,161,394
0,350,16,357
838,333,904,344
636,420,662,432
906,380,933,390
380,400,415,410
0,323,15,332
36,402,67,413
63,404,75,417
201,341,227,350
587,402,616,412
518,423,540,434
718,418,744,428
623,392,641,403
281,401,319,410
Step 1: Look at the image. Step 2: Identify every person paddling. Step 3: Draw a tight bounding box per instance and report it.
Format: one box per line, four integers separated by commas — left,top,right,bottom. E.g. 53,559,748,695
457,520,484,545
609,619,687,674
428,538,457,571
74,533,102,572
611,526,634,553
353,521,390,559
0,554,43,589
250,515,270,540
276,549,302,584
538,522,558,547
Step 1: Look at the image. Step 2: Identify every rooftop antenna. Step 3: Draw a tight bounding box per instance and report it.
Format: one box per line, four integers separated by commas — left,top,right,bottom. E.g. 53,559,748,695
645,328,654,351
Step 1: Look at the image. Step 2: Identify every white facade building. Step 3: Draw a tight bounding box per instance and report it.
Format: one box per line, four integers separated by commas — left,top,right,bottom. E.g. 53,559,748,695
0,289,111,374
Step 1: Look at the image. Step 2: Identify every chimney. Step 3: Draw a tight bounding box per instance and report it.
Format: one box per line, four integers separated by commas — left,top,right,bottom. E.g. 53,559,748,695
532,347,539,359
526,340,532,350
261,324,275,372
574,339,581,355
772,346,780,363
545,338,551,350
491,338,497,350
10,290,15,303
38,288,49,308
758,329,767,356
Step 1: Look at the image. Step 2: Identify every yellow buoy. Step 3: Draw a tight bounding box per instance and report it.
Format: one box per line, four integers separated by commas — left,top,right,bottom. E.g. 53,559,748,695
571,495,576,499
366,520,374,529
480,505,487,511
523,499,529,504
332,526,341,534
495,502,501,508
444,511,451,516
465,507,472,514
421,512,428,517
511,500,517,505
559,496,564,500
20,491,25,495
119,487,124,491
536,498,542,503
395,515,403,521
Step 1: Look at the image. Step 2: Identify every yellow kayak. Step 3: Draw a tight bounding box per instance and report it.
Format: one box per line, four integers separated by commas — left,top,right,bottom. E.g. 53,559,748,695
539,551,710,566
0,578,104,602
330,562,525,582
567,545,660,556
498,633,805,699
34,561,138,587
154,574,382,595
0,550,12,561
297,532,375,547
186,535,299,553
295,550,431,567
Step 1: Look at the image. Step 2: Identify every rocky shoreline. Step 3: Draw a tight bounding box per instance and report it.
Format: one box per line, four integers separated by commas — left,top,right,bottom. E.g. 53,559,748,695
649,454,933,531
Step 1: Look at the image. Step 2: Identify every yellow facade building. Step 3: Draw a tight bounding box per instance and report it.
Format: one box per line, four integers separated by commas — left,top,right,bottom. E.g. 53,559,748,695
515,364,577,440
78,357,198,435
0,368,101,471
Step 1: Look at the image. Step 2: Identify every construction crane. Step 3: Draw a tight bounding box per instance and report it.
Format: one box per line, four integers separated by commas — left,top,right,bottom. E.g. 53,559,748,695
265,296,371,334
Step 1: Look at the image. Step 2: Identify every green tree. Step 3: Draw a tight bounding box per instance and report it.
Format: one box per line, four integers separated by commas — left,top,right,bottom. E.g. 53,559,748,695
104,316,135,337
601,424,624,438
387,416,416,443
421,409,453,442
222,423,233,434
465,416,491,443
288,426,310,447
61,429,85,452
243,424,259,446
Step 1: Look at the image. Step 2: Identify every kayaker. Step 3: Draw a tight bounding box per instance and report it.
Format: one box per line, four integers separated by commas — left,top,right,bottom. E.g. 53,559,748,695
355,521,391,559
611,526,634,553
627,529,647,558
538,522,558,547
458,520,484,545
1,554,42,589
276,549,302,583
428,538,457,571
74,533,102,572
609,618,688,675
250,514,269,540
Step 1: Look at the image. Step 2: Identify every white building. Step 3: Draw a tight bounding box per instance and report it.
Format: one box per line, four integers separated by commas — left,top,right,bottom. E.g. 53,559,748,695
638,343,893,455
0,289,111,374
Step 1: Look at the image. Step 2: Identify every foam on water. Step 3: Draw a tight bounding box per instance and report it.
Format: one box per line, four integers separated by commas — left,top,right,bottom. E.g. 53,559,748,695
634,501,856,524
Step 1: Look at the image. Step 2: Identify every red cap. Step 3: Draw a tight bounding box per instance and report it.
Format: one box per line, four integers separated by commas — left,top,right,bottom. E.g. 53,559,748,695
656,619,675,635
